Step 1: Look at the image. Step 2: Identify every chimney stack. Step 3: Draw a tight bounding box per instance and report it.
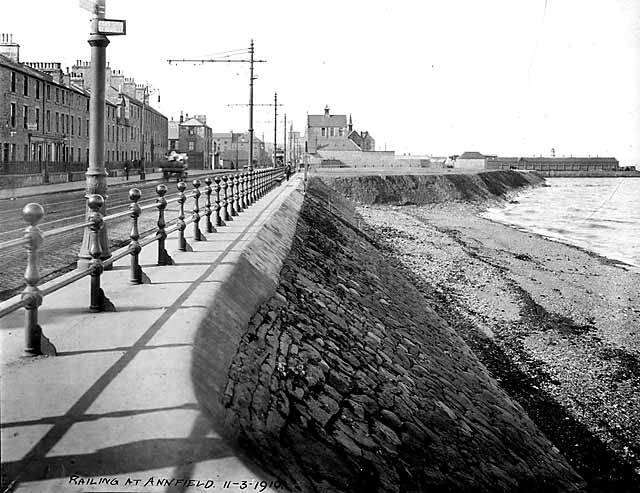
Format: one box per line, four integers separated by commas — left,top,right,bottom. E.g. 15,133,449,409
0,33,20,62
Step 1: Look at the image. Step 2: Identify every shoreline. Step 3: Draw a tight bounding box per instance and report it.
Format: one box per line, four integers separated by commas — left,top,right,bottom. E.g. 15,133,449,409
357,200,640,490
481,213,640,273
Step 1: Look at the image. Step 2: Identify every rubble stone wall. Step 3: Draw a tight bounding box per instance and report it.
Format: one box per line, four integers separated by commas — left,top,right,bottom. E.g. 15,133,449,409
193,174,585,492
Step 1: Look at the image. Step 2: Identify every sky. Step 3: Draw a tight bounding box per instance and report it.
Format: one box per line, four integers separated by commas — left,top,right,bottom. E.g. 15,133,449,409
3,0,640,165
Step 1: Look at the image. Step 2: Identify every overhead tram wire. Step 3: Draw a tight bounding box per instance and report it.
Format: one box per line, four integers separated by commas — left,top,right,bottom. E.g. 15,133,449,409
168,40,266,168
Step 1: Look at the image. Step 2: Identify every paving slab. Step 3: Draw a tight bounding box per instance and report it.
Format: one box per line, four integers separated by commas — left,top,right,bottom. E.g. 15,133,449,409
0,174,302,493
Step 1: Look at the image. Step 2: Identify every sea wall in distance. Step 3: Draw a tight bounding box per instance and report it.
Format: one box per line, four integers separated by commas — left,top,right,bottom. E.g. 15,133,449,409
318,169,545,205
207,176,584,492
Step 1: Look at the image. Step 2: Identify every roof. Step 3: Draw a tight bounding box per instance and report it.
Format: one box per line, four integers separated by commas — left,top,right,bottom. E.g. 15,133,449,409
307,114,347,128
0,54,53,80
348,130,364,150
181,117,209,128
459,151,485,159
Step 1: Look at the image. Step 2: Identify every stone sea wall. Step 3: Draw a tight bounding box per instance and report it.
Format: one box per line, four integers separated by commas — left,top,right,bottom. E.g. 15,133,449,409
320,169,545,205
213,176,585,492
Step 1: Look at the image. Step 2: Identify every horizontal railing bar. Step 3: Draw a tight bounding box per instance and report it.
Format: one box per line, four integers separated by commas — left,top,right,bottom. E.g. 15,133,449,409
102,247,132,268
164,224,180,236
103,208,132,222
0,298,28,318
43,220,92,238
0,237,28,251
40,266,94,297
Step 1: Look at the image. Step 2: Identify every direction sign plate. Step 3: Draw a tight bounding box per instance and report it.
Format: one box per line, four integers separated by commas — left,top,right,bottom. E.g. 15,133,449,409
93,18,126,35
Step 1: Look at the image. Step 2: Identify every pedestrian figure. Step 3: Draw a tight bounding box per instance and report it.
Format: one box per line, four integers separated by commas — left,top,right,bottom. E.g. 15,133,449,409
285,162,292,181
124,162,130,181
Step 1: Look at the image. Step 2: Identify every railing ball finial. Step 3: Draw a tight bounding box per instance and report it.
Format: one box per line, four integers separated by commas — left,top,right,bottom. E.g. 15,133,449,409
156,183,168,197
22,203,45,226
177,181,187,193
129,187,142,203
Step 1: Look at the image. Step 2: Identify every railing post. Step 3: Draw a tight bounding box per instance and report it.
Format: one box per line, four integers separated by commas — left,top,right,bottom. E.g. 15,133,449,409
222,175,232,222
204,177,215,233
247,170,255,206
128,188,143,284
234,174,242,213
229,174,238,217
214,176,225,227
192,179,205,241
177,181,188,251
239,173,246,210
87,194,112,312
21,203,45,356
155,184,173,266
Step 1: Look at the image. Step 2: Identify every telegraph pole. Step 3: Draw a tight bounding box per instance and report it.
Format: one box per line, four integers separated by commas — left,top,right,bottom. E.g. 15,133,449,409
227,92,283,167
248,40,255,169
283,113,287,167
168,40,265,170
273,93,278,166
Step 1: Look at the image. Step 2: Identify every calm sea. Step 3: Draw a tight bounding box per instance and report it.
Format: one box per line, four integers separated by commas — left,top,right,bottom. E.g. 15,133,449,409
483,177,640,270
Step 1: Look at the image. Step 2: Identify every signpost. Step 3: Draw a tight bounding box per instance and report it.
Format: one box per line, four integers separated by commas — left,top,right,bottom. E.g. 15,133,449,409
77,0,126,268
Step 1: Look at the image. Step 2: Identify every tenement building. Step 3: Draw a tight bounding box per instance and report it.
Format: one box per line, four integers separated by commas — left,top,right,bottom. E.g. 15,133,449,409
0,33,167,174
212,131,268,169
167,113,213,169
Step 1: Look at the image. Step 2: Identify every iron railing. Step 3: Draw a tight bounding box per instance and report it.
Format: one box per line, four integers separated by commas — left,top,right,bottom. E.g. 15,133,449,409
0,167,285,356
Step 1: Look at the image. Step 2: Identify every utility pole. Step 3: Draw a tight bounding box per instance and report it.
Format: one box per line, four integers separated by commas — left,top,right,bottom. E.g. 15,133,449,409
227,91,283,167
168,40,265,170
273,93,278,166
283,113,287,167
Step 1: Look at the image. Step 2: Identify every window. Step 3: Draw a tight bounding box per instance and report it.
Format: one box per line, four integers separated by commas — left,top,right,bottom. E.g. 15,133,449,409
47,84,51,100
330,127,335,137
35,108,40,131
86,119,89,136
56,88,59,103
10,72,16,92
78,118,81,135
61,113,65,134
71,116,74,136
23,106,28,129
321,127,326,137
10,103,16,127
188,141,195,151
61,91,65,105
46,110,51,131
71,147,74,162
56,112,59,133
24,144,28,161
339,128,344,136
23,76,29,96
36,81,40,99
65,115,69,134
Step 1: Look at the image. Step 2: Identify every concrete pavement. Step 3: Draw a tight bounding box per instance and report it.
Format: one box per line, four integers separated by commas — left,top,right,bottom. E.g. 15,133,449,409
0,174,303,493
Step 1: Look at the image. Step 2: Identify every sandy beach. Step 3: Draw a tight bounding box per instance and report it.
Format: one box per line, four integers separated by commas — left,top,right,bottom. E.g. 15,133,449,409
358,200,640,490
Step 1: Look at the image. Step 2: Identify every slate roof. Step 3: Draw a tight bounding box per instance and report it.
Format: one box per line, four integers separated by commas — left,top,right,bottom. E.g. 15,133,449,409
459,151,485,159
307,114,347,127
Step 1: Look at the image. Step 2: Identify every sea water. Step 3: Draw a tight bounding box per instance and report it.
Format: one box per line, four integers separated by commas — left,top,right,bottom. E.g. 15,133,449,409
483,177,640,270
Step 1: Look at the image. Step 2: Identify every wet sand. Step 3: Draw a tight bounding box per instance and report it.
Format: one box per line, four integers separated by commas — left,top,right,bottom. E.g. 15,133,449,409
358,201,640,491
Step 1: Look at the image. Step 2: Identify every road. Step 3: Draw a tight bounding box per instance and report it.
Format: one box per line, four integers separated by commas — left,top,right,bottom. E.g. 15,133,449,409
0,172,232,301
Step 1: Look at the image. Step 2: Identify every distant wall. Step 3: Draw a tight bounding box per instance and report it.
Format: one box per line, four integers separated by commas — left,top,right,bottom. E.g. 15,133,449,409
313,150,396,167
455,158,485,169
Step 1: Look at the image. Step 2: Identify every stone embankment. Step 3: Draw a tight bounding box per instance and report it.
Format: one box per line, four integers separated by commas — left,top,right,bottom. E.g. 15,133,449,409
205,174,585,492
319,169,545,205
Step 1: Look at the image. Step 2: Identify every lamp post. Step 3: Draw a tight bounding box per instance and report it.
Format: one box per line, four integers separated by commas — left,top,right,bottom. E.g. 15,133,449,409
77,2,126,267
139,85,149,180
